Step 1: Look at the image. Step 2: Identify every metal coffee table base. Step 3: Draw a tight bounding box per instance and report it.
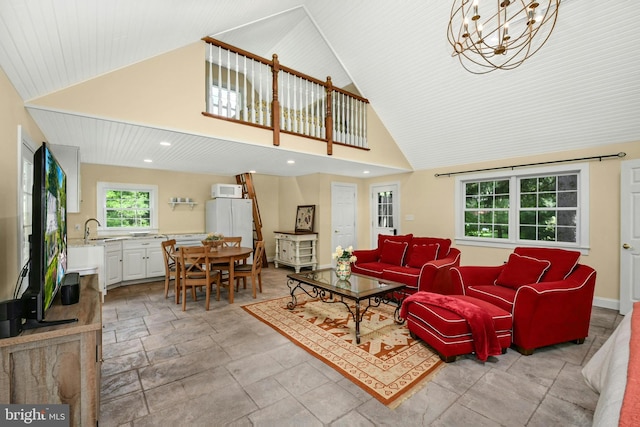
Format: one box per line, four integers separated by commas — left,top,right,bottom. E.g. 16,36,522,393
287,278,405,344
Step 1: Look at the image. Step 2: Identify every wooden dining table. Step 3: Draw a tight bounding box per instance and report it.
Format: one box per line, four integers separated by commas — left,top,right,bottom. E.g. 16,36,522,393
175,245,253,304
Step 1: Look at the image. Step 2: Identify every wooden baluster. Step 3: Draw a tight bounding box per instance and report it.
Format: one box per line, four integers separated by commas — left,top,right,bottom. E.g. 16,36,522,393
325,76,333,156
272,54,280,147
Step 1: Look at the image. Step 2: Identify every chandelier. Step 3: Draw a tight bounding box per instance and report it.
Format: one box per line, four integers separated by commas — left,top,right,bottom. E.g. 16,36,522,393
447,0,560,74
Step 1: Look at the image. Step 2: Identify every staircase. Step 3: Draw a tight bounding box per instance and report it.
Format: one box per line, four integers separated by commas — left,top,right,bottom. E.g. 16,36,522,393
236,173,268,267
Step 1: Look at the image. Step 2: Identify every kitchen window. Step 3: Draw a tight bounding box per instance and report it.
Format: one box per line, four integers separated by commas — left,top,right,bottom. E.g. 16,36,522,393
96,182,158,234
455,163,589,252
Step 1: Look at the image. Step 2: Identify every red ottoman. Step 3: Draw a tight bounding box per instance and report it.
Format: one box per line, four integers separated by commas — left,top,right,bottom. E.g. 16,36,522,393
404,295,512,362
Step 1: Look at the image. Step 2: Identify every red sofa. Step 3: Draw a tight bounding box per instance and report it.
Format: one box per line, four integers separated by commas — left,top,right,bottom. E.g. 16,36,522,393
351,234,461,295
449,247,597,355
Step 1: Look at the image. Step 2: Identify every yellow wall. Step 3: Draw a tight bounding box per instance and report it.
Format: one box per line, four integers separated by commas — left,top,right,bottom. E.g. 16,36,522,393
68,164,282,253
364,140,640,303
0,68,46,301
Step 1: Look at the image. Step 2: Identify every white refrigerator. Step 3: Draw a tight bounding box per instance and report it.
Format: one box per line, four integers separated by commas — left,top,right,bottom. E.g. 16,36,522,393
205,198,254,258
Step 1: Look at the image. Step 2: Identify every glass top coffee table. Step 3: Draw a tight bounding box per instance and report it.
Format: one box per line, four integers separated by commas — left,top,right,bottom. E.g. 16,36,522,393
286,268,407,344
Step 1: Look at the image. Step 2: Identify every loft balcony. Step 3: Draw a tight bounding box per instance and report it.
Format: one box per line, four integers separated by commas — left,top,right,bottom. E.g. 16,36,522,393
202,37,369,156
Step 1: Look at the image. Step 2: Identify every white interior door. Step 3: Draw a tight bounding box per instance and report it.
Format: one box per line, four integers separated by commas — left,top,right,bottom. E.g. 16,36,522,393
370,183,400,246
620,159,640,315
331,182,357,257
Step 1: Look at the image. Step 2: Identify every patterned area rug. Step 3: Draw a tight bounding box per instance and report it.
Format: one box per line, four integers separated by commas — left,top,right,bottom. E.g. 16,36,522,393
242,294,443,407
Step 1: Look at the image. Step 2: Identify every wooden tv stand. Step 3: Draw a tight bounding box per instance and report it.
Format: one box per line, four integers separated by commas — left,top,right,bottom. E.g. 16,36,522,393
0,274,102,426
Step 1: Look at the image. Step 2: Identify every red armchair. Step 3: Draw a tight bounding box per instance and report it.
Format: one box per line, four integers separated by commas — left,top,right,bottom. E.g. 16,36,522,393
449,247,597,355
352,234,461,295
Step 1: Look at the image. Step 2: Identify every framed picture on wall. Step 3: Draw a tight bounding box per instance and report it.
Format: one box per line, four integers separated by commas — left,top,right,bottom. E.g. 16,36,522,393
295,205,315,232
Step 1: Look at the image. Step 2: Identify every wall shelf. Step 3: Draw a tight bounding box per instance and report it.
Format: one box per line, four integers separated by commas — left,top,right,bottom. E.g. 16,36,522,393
169,201,197,210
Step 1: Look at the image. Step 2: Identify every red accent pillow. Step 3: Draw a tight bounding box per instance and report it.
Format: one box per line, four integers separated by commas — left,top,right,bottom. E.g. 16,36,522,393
379,240,408,266
514,247,581,281
405,244,440,268
376,234,413,250
410,237,451,259
495,253,551,289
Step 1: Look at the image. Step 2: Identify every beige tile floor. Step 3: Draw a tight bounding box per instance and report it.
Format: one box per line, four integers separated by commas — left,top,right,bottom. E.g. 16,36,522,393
100,264,621,426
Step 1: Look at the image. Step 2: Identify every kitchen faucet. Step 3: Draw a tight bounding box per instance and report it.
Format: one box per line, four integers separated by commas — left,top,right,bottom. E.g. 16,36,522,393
84,218,101,244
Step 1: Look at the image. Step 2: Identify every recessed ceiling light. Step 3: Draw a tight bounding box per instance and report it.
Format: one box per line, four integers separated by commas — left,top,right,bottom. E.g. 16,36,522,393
160,141,171,146
287,160,295,164
363,170,370,174
144,159,153,163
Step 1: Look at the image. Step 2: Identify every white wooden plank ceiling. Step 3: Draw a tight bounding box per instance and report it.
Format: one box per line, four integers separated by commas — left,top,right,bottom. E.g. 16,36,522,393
1,0,639,177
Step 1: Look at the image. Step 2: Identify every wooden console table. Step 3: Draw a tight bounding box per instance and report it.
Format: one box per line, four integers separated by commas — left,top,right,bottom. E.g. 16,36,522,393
0,274,102,426
274,231,318,273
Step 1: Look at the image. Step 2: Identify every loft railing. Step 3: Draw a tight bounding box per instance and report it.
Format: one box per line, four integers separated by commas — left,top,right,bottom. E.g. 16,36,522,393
202,37,369,155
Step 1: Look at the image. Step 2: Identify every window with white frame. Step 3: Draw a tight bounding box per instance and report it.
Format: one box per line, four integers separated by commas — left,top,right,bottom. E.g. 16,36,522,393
209,86,240,118
455,164,589,251
97,182,158,234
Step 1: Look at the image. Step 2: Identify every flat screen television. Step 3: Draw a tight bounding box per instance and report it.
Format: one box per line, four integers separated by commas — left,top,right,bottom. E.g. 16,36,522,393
22,142,76,328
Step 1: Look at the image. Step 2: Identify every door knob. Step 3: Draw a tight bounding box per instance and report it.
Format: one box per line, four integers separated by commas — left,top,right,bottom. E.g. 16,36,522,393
623,243,631,249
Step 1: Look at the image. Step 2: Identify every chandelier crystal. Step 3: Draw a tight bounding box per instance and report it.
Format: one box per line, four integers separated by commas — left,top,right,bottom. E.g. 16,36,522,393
447,0,560,74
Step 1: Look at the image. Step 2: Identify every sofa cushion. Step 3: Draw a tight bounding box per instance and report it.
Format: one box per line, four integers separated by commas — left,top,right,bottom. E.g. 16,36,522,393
379,240,409,266
514,247,581,281
466,285,516,313
382,266,421,290
405,243,440,268
410,237,451,259
495,253,551,289
406,294,513,338
351,261,389,278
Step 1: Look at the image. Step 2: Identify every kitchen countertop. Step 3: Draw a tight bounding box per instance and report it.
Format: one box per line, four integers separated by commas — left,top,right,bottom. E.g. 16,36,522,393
69,233,206,247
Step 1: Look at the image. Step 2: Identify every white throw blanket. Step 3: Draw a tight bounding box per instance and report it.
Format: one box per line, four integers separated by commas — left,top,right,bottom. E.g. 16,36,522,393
582,310,631,426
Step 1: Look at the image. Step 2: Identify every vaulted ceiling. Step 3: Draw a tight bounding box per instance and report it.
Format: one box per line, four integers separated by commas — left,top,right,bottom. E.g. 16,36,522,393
1,1,639,177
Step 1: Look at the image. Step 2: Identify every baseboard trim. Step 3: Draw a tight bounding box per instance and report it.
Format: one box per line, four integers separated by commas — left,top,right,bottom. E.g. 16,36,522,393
592,296,619,311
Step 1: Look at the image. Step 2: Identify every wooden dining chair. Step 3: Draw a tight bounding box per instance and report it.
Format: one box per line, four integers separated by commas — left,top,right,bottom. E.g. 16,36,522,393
232,241,265,298
222,236,242,248
212,236,243,288
178,246,220,311
161,239,177,299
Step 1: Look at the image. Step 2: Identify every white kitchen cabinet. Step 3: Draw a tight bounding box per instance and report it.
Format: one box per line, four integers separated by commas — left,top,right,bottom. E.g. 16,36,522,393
122,238,165,281
147,246,165,276
50,144,81,212
274,231,317,273
105,241,123,286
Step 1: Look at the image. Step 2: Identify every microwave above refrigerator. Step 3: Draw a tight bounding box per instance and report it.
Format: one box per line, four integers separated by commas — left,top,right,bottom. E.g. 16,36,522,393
211,183,242,199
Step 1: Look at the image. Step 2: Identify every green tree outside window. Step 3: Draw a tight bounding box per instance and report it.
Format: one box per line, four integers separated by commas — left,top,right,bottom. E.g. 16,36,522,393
105,190,151,228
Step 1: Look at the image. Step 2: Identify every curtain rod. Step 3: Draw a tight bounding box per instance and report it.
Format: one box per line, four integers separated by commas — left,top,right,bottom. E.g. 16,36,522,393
434,152,627,177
